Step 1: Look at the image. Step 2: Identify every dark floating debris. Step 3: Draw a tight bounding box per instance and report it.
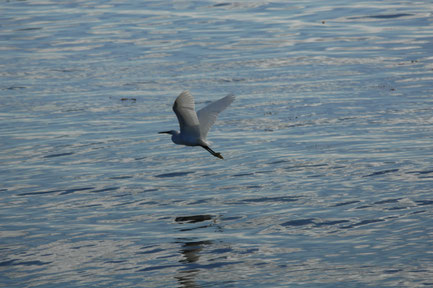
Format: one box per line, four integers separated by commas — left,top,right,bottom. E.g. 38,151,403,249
155,171,193,178
369,13,413,19
4,86,26,90
121,97,136,102
213,3,231,7
175,215,213,223
348,13,413,20
44,152,74,158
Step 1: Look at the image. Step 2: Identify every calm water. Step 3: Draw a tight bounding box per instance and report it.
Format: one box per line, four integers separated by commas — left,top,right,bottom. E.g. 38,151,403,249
2,1,433,287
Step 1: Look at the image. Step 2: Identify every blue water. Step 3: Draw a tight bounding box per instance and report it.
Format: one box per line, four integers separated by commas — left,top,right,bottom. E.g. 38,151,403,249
2,1,433,287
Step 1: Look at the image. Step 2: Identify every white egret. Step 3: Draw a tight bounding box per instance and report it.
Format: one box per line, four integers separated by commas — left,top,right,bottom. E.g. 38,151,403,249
159,91,235,159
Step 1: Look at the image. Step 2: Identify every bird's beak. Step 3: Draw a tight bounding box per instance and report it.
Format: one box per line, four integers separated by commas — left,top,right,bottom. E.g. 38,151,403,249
158,131,171,134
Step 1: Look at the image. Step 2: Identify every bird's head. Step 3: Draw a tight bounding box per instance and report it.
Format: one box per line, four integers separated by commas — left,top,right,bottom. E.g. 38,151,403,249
158,130,178,136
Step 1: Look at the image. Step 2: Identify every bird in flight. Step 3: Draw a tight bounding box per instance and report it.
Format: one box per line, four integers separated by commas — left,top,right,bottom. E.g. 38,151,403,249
159,91,235,159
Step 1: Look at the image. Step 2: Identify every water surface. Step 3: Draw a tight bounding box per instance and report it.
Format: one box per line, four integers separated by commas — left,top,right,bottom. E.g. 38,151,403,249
1,1,433,287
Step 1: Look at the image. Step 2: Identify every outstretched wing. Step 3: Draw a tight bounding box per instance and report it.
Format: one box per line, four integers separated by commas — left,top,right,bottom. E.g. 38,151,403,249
197,94,235,139
172,91,201,137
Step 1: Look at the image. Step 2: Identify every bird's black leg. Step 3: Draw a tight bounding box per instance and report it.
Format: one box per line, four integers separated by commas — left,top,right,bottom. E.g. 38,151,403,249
201,145,224,159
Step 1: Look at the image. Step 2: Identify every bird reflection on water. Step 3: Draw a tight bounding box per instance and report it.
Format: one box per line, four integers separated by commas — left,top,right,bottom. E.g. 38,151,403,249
175,215,214,288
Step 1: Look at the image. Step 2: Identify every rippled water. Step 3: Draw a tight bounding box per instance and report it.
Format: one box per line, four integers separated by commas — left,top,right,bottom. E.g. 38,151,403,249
2,1,433,287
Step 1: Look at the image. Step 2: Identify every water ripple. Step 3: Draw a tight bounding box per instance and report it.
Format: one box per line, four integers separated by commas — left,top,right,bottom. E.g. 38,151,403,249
2,0,433,287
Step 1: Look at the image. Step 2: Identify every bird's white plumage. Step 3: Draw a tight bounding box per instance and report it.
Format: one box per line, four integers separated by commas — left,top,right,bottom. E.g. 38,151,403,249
197,94,235,139
173,91,234,139
173,91,201,139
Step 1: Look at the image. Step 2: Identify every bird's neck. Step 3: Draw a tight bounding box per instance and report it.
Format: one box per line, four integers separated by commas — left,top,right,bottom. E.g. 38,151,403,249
171,131,182,144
